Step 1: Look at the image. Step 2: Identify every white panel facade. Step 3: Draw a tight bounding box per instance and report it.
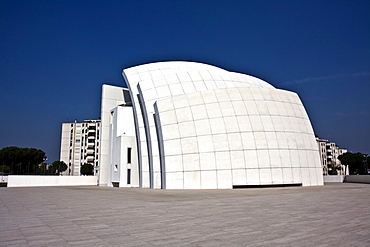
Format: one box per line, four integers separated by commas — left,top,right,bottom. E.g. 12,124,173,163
117,61,323,189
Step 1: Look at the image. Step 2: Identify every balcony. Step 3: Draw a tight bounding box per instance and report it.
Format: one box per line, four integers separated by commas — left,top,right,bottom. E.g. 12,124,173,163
86,157,94,162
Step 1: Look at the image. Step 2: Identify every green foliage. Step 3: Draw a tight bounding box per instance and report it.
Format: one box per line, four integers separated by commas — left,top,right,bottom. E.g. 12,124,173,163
81,163,94,176
338,152,369,175
49,161,68,175
0,165,10,174
36,163,55,175
328,163,341,175
0,146,46,175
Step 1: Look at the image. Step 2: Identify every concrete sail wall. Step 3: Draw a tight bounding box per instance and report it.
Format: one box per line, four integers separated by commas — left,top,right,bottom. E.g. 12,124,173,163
122,61,323,189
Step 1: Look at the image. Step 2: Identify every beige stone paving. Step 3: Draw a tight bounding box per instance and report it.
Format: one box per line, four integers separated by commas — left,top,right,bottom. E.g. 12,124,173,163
1,183,370,246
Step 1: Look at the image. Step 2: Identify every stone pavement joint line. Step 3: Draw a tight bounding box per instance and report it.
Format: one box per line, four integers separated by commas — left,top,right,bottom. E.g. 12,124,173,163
1,183,370,246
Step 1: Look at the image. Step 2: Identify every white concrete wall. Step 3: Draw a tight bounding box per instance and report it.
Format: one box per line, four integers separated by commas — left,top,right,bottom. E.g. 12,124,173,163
99,84,125,186
123,61,324,189
323,175,345,183
1,175,8,183
109,106,138,187
156,88,323,189
7,175,98,187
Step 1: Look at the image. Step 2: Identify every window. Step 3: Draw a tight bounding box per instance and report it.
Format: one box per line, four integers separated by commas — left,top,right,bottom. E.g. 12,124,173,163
76,139,80,143
127,169,131,184
127,147,132,164
114,164,118,172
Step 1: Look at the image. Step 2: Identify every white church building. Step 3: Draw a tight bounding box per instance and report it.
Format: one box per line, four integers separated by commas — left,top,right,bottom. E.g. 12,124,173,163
97,61,323,189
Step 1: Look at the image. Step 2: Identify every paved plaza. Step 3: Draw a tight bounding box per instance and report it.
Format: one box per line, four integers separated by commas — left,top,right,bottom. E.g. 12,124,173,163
1,183,370,246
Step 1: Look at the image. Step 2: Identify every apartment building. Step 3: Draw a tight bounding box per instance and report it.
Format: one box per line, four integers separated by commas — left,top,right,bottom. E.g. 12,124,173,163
60,119,101,175
316,137,347,175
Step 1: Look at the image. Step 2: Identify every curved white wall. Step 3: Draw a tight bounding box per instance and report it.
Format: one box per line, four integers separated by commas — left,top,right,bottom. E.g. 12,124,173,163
122,61,323,189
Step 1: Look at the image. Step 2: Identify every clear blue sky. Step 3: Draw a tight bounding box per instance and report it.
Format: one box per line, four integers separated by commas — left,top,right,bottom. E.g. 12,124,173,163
1,0,369,162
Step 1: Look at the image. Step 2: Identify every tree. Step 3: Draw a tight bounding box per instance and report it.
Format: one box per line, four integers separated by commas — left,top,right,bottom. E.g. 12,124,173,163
81,163,94,176
0,146,46,175
0,165,10,174
338,152,355,175
49,161,68,175
36,163,51,175
338,152,369,175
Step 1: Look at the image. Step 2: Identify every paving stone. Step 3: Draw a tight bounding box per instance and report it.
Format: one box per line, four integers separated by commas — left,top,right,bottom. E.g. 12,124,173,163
0,183,370,246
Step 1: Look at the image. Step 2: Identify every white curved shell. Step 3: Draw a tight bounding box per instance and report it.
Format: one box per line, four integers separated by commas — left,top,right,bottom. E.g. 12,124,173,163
123,61,323,189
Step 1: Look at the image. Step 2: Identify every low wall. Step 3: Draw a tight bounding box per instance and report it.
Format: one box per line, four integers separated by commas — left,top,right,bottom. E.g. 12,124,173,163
323,175,345,183
344,175,370,184
1,175,8,183
7,175,98,187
